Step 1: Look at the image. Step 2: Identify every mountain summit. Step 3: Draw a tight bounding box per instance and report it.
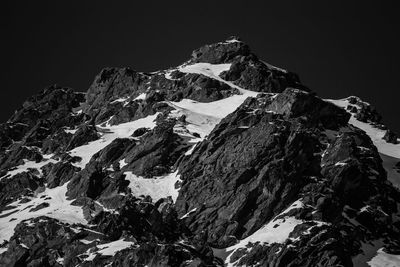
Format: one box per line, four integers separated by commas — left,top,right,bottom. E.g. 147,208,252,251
0,38,399,267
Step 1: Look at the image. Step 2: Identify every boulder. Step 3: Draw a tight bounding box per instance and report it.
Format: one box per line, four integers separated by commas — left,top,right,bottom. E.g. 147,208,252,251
383,129,398,144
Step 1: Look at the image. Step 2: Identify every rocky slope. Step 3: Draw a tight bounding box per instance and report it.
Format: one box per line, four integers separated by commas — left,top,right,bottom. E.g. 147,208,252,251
0,37,399,267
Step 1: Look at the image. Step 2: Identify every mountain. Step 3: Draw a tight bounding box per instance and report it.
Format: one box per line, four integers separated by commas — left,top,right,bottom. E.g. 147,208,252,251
0,36,399,267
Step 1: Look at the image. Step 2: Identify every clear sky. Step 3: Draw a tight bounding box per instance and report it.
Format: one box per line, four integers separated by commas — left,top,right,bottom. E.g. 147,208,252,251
2,1,399,133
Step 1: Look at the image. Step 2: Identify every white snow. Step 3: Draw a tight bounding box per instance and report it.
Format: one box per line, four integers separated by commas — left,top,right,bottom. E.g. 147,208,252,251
178,63,258,96
231,216,303,247
0,247,7,254
119,158,127,168
0,182,86,243
164,62,260,153
226,201,304,253
360,205,371,213
97,239,136,256
179,62,231,77
134,93,147,101
180,208,197,219
83,239,136,261
64,128,78,134
56,257,64,265
69,114,159,168
124,170,181,202
164,70,180,81
367,248,400,267
0,154,58,180
20,243,29,249
327,99,400,159
170,91,256,119
225,39,240,44
184,144,198,156
110,97,129,104
225,200,327,266
80,238,100,245
167,92,258,145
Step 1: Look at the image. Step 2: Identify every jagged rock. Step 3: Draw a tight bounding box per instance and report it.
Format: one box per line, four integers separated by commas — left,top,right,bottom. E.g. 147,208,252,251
229,226,351,267
190,37,251,64
176,94,328,247
132,127,150,137
321,130,386,208
91,197,181,242
108,243,194,267
244,88,350,129
345,96,388,129
42,162,80,188
0,123,29,151
0,172,43,207
41,128,75,154
0,145,43,172
67,162,113,200
29,202,49,212
221,58,307,93
346,105,358,113
85,69,241,125
9,85,85,130
82,38,310,126
0,216,103,267
66,125,99,150
353,102,382,124
91,138,133,168
188,37,307,93
383,129,399,144
83,68,149,124
123,116,190,177
169,74,238,102
395,162,400,173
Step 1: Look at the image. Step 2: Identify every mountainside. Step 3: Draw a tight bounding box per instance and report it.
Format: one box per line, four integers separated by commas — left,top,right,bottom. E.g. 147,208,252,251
0,37,399,267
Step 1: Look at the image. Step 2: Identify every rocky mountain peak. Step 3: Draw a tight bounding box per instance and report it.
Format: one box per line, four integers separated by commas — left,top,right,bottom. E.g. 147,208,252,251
0,38,399,267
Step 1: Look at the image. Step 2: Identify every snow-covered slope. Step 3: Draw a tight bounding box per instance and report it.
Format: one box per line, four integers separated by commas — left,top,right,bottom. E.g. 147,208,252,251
223,200,328,267
0,182,86,243
70,113,159,168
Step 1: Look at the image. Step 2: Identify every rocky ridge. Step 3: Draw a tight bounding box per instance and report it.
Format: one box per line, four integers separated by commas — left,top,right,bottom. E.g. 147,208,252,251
0,37,399,267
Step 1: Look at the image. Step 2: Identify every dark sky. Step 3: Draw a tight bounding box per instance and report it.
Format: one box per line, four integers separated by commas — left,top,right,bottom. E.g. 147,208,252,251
2,1,400,133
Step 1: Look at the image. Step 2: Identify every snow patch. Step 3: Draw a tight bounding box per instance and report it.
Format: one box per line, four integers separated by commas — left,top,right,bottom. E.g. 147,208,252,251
125,171,181,202
119,158,127,168
179,62,231,77
0,154,58,180
367,248,400,267
134,93,147,101
0,182,86,243
64,128,78,134
83,239,136,261
165,67,260,152
178,62,258,96
180,208,197,219
69,114,158,168
225,199,327,266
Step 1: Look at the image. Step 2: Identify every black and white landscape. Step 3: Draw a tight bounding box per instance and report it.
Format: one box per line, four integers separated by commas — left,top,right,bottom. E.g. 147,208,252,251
0,37,399,266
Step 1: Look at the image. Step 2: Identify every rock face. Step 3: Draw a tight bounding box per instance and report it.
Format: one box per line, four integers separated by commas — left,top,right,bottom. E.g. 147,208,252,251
190,37,307,93
175,89,351,248
0,37,399,267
